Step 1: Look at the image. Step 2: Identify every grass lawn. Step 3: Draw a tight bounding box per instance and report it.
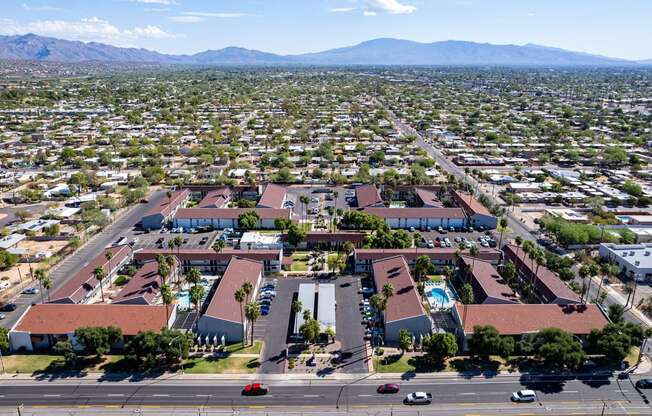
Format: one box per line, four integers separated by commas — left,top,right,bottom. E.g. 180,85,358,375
428,275,444,282
224,341,263,354
373,354,509,373
291,252,310,272
183,356,259,374
2,354,128,374
2,354,60,374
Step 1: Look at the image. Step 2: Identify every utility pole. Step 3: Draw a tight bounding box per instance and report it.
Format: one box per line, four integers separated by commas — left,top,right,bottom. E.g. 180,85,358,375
0,347,5,374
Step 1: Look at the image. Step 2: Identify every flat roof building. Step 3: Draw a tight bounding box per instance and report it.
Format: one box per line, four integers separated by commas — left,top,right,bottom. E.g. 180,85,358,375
599,243,652,282
317,284,336,334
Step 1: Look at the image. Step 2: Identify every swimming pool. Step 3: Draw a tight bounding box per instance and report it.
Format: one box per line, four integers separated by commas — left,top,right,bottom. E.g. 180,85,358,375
424,281,457,310
428,287,450,307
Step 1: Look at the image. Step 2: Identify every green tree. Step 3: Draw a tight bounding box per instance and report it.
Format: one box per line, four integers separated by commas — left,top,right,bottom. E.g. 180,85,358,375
460,283,474,304
300,317,321,344
74,326,122,356
608,304,625,323
423,332,458,363
274,218,292,231
125,330,160,368
245,301,261,346
533,328,585,370
287,223,306,249
189,284,205,323
93,266,106,303
238,210,261,229
414,255,434,281
0,327,8,352
185,267,202,286
161,284,173,329
398,328,412,355
468,325,514,360
53,340,77,366
242,281,254,303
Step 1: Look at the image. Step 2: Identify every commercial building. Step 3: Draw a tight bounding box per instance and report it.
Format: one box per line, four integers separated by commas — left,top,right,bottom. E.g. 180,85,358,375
354,247,501,273
141,189,191,230
173,208,290,230
599,243,652,282
362,207,466,230
49,245,132,304
294,283,316,336
9,303,174,352
453,303,608,351
371,256,432,344
503,244,580,304
197,257,263,343
134,248,282,274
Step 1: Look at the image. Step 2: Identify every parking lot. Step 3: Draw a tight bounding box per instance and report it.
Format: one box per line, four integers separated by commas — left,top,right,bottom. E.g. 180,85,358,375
257,274,369,374
126,228,220,250
413,228,498,250
285,186,351,224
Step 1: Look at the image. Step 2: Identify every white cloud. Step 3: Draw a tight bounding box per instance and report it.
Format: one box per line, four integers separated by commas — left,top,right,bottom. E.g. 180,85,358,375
363,10,378,16
0,17,182,44
331,7,355,13
21,3,63,12
130,0,179,5
364,0,416,14
170,15,205,23
170,11,251,23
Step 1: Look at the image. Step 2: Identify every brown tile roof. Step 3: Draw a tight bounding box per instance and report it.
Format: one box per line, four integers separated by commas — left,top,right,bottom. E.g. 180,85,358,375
415,188,443,207
371,256,427,323
49,245,131,304
282,231,367,243
460,256,518,304
13,304,170,336
175,208,290,220
455,303,607,336
356,248,501,263
453,190,492,217
204,257,263,323
356,184,382,208
504,244,580,304
363,207,466,219
135,248,280,262
257,184,286,209
112,261,161,305
198,188,231,208
144,189,190,217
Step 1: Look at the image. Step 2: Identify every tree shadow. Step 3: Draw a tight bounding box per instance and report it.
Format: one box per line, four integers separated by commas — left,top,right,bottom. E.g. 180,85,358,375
448,357,500,378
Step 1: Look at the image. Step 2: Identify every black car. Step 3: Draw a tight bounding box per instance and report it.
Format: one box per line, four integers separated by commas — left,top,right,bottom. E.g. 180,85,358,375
636,378,652,389
0,303,17,312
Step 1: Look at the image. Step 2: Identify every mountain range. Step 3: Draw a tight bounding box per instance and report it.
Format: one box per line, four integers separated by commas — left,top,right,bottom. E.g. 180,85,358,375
0,34,648,66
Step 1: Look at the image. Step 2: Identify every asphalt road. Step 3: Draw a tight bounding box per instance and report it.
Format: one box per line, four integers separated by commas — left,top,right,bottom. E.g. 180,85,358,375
0,374,649,415
0,189,167,330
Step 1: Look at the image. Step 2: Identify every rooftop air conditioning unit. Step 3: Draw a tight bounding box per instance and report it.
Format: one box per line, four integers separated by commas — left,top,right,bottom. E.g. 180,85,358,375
635,261,641,266
630,251,635,256
646,252,651,256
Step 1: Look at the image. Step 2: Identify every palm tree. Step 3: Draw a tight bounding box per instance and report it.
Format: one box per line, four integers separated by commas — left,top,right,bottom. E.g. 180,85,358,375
212,240,225,254
42,276,52,302
166,190,172,207
157,258,170,287
189,284,205,326
93,266,106,303
497,217,508,248
234,288,246,346
161,284,173,328
299,195,309,223
34,269,46,303
185,267,202,286
245,301,261,346
242,281,253,303
291,300,303,317
468,244,479,279
382,283,394,300
105,251,114,287
514,236,523,258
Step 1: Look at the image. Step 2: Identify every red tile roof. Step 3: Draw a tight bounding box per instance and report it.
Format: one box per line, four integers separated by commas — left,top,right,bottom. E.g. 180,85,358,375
175,208,290,220
198,188,231,208
415,188,443,207
49,245,131,304
356,185,382,208
453,190,492,217
356,248,501,263
371,256,427,323
112,261,161,305
504,244,580,304
204,257,263,323
282,231,367,243
455,303,607,336
362,207,466,219
13,304,170,336
460,256,518,304
257,184,286,209
135,248,280,262
144,189,190,217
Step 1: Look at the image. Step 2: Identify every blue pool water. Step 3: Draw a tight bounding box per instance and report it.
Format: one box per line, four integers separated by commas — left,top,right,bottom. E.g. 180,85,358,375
176,291,191,309
428,287,450,307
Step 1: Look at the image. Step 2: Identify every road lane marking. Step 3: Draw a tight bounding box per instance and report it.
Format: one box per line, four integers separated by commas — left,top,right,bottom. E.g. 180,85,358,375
152,394,169,397
561,390,579,393
303,394,319,397
358,394,373,397
107,394,124,397
43,394,60,397
459,392,476,395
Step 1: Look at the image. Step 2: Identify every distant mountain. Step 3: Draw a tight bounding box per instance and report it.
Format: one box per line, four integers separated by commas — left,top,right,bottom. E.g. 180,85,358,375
638,59,652,65
0,34,638,66
298,38,631,66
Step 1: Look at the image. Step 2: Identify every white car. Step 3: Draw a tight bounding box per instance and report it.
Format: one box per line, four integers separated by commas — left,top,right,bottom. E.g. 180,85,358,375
511,390,536,402
404,392,432,405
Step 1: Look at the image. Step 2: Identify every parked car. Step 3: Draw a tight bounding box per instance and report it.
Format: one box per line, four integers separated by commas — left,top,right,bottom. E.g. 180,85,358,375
636,379,652,389
22,287,39,295
511,390,536,402
0,313,5,320
358,287,374,294
404,392,432,405
260,306,270,316
0,303,17,312
140,198,149,204
377,383,400,394
242,383,269,396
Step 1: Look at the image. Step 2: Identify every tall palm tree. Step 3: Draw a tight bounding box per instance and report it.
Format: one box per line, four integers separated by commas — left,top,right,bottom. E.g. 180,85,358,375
497,217,508,248
185,267,202,286
189,284,205,326
291,300,303,317
245,301,261,346
468,245,480,282
212,240,225,254
161,284,173,329
105,251,114,287
299,195,309,223
382,283,394,300
34,268,46,304
234,288,246,346
93,266,106,303
42,276,52,302
514,236,523,258
158,261,170,288
242,281,253,303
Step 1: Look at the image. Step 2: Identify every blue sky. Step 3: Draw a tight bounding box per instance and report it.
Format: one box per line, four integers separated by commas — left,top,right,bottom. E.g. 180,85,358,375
1,0,651,60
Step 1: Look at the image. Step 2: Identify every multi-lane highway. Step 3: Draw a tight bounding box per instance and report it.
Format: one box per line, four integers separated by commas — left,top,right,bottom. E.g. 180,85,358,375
0,373,650,415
